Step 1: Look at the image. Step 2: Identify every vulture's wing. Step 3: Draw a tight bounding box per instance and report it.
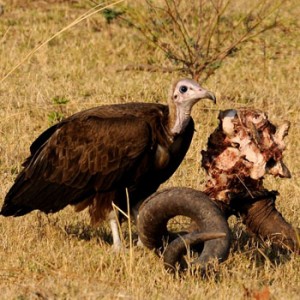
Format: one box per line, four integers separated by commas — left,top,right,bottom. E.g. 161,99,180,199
1,114,154,216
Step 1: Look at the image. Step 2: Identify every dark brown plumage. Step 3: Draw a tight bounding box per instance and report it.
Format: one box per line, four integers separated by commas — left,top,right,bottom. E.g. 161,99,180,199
1,79,215,249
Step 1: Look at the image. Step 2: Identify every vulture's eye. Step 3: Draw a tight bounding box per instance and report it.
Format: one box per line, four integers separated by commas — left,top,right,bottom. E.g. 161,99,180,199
179,85,188,94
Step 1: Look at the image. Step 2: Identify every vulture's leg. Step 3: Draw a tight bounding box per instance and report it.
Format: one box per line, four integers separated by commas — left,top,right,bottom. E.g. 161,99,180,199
108,210,122,251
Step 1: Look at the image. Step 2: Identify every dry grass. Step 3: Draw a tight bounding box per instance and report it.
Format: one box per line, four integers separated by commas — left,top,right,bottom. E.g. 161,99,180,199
0,0,299,299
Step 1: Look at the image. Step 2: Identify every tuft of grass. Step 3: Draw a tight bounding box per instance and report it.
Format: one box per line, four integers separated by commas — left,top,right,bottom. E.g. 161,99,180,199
48,95,70,124
0,0,299,299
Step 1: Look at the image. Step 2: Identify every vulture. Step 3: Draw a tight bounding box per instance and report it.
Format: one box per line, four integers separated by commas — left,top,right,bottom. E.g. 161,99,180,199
0,78,216,250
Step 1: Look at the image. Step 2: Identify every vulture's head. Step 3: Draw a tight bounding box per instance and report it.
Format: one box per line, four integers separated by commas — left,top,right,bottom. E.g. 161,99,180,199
169,78,216,134
171,78,216,108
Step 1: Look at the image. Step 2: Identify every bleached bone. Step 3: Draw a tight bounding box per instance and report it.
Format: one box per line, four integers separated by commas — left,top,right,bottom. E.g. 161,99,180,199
201,108,298,251
221,109,237,137
274,121,290,150
202,108,293,201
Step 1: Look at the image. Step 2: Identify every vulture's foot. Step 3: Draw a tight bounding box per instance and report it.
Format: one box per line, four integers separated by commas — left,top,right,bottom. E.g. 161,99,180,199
136,236,145,248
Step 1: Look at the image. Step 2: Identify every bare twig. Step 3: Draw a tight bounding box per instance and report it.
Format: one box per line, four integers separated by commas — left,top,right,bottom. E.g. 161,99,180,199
123,0,285,81
116,64,182,73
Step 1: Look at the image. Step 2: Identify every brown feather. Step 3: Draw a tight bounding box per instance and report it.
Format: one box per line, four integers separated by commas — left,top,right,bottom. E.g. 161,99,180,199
1,98,194,224
1,102,195,224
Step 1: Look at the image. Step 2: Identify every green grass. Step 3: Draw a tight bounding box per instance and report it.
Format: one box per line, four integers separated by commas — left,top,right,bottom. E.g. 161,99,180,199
0,1,299,299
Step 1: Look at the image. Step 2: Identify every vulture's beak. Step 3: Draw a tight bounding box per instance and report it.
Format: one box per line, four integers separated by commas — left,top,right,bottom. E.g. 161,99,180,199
205,91,217,104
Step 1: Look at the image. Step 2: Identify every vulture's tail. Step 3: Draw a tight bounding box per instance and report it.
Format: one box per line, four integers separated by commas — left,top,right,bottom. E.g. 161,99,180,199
1,171,91,217
1,172,32,216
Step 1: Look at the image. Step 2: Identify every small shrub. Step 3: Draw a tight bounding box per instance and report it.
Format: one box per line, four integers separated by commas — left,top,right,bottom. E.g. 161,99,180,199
48,95,69,125
122,0,285,82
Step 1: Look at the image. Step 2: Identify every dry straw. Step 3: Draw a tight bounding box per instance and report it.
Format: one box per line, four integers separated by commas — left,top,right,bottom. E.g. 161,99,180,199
111,188,134,277
0,0,126,83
